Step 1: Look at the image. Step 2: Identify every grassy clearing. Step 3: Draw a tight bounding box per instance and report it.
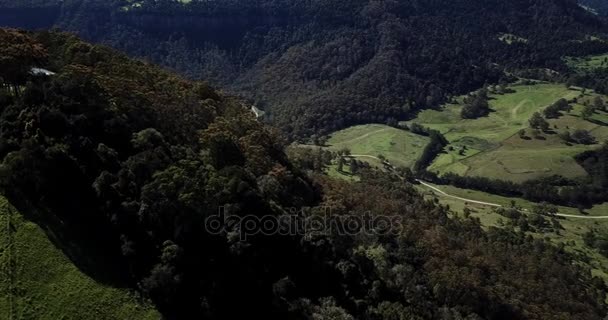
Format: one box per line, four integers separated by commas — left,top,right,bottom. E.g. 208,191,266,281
0,196,160,320
416,182,608,281
454,105,608,182
565,53,608,71
413,83,607,182
324,124,430,169
414,83,579,143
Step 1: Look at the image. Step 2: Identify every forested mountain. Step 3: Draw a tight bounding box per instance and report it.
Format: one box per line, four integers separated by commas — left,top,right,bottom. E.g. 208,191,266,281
0,29,606,319
2,0,608,138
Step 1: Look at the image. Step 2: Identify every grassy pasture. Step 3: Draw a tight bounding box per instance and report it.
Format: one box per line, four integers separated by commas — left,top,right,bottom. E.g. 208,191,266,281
324,124,430,169
414,83,580,143
565,53,608,71
0,196,160,320
413,83,607,182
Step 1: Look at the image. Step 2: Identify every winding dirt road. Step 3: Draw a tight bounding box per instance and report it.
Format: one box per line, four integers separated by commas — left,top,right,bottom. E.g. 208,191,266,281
416,179,608,219
346,154,608,219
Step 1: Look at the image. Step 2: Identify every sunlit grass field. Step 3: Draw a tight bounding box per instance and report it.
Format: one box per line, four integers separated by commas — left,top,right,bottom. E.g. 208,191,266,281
324,124,430,169
412,83,608,182
0,196,159,320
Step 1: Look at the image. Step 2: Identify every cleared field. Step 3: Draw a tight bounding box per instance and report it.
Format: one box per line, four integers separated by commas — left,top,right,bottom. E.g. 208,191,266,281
415,83,580,143
325,124,430,169
565,53,608,71
413,83,607,182
0,196,159,320
441,136,591,182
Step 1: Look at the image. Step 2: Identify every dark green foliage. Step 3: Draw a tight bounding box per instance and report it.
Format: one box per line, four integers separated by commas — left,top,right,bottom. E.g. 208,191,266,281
1,0,607,138
0,30,318,318
571,129,597,145
428,169,608,208
0,30,606,320
584,230,608,257
414,128,448,172
529,112,550,131
576,142,608,188
582,104,596,120
543,98,571,118
461,89,490,119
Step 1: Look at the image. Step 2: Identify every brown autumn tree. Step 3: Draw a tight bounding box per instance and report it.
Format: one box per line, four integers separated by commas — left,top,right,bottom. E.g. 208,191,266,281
0,29,47,95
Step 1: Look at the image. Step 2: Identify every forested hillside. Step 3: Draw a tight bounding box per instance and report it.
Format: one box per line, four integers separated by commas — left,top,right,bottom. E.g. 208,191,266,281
2,0,608,138
0,28,606,319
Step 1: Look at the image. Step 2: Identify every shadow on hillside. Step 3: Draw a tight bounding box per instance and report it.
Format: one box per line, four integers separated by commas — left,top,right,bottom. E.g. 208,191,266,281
587,117,608,127
4,192,134,288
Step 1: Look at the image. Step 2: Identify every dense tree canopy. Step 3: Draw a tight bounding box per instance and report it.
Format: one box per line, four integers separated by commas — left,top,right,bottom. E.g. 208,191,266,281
0,28,47,94
1,0,607,138
0,30,606,319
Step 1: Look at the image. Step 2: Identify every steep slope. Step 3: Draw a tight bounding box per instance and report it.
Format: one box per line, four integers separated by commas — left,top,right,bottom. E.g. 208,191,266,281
2,0,608,138
0,28,320,319
0,196,159,319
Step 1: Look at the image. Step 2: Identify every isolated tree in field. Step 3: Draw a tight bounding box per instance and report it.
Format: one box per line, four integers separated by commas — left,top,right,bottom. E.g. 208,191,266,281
554,98,570,110
544,99,570,119
518,129,526,139
559,130,572,143
543,104,561,119
571,129,596,145
461,89,490,119
409,122,426,135
529,112,550,131
582,104,595,120
594,96,606,111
